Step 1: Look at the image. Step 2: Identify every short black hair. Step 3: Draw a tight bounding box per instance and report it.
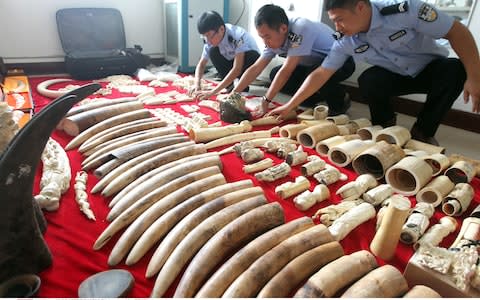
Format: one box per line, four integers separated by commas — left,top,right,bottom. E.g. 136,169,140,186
197,11,225,34
254,4,289,30
324,0,370,11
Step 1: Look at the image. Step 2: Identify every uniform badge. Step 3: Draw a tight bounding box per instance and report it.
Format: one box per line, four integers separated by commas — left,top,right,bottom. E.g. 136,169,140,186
389,30,407,41
354,44,370,53
288,32,303,48
418,3,438,22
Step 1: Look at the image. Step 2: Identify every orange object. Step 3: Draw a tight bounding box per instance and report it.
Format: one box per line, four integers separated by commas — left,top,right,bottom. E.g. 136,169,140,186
16,109,33,129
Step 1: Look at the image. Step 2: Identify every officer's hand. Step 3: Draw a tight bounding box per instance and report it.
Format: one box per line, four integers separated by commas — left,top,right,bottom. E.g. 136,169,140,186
193,90,214,101
464,77,480,113
265,104,292,121
188,86,201,97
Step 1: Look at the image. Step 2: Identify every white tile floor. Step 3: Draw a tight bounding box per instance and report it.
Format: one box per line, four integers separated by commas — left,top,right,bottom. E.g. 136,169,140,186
246,85,480,160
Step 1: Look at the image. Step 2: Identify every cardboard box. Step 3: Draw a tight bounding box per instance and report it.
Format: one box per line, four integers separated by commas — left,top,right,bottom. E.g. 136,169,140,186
5,91,33,110
2,76,33,111
403,252,480,297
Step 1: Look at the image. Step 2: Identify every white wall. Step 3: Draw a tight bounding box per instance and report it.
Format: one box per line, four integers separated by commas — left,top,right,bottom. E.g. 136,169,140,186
0,0,164,63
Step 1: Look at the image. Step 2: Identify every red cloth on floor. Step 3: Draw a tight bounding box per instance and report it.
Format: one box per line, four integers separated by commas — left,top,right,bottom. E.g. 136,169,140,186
26,76,480,298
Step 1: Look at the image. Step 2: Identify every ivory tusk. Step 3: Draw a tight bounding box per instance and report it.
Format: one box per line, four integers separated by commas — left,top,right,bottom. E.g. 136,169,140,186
375,125,411,147
353,140,405,180
65,97,138,118
404,139,446,155
403,285,441,298
146,187,265,278
328,139,375,167
107,172,226,266
448,153,480,177
174,202,285,297
313,105,328,120
257,241,344,298
65,109,152,150
205,129,272,150
326,114,349,125
36,78,74,99
297,122,340,148
189,121,252,143
195,217,314,298
125,180,254,265
423,153,450,176
275,176,310,199
329,202,376,241
294,250,378,298
99,143,205,196
385,156,433,196
279,123,308,139
340,265,408,298
357,125,383,140
62,101,144,136
151,195,268,297
243,158,274,173
441,183,474,216
90,141,195,193
93,157,222,250
219,137,297,155
107,152,219,211
414,216,458,250
222,224,334,298
416,175,455,207
315,134,360,157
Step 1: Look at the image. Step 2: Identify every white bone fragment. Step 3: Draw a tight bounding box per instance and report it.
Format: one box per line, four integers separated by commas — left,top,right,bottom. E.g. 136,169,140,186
255,162,291,182
328,202,376,241
336,174,377,202
293,184,330,211
243,158,274,174
275,176,310,199
74,171,95,220
313,200,362,226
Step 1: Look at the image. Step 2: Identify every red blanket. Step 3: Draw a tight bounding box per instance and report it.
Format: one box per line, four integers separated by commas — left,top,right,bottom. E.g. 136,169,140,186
26,76,480,297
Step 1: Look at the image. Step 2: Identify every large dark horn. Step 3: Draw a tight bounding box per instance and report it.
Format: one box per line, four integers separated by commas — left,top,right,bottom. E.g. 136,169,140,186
0,83,101,282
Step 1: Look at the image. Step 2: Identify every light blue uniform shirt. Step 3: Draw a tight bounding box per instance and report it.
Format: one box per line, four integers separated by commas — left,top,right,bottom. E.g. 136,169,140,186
322,0,454,77
261,17,335,66
202,23,259,61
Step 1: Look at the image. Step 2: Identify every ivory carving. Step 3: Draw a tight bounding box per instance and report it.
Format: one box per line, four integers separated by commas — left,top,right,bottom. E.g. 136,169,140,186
329,202,376,241
362,183,393,206
301,156,326,177
445,160,475,184
442,183,474,216
313,105,328,120
233,141,254,157
336,174,377,202
277,143,297,158
275,176,310,199
313,200,362,226
285,146,308,166
313,165,348,186
34,138,71,211
414,216,457,250
399,203,434,244
375,125,411,147
255,162,291,182
36,78,75,98
74,171,95,220
376,194,411,230
416,175,455,207
241,148,264,164
294,184,330,211
243,158,274,174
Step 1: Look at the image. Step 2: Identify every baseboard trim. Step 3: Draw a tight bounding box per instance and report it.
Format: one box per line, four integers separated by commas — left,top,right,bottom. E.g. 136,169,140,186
344,86,480,134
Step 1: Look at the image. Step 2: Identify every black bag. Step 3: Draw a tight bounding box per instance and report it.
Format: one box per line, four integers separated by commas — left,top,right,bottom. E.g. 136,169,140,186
56,8,150,80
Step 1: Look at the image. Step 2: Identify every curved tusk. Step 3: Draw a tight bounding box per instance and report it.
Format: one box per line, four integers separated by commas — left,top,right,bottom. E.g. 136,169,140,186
36,78,74,99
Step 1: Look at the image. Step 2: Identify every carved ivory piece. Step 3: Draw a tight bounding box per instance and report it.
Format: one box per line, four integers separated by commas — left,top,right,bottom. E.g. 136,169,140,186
357,125,383,140
400,202,435,245
328,139,375,167
416,175,455,207
279,123,308,139
375,194,411,231
423,153,451,176
348,118,372,130
326,114,349,125
414,216,458,250
375,125,412,147
315,134,360,156
352,140,405,180
297,122,340,148
445,160,476,184
301,156,326,177
277,143,297,158
294,184,330,211
363,183,393,206
404,139,446,155
442,183,474,216
313,105,328,120
385,156,433,196
240,148,264,164
34,138,71,211
336,174,377,202
189,120,252,143
313,165,348,186
255,162,291,182
74,171,95,220
243,158,274,174
370,196,411,260
0,103,19,154
329,202,376,241
314,200,362,226
275,176,310,199
285,146,308,166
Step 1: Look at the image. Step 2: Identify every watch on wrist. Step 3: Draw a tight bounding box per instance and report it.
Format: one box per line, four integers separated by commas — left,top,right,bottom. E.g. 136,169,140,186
263,96,272,103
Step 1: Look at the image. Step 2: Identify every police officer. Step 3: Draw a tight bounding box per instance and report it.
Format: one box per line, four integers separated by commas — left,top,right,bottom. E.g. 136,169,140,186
192,11,260,100
232,4,355,116
267,0,480,146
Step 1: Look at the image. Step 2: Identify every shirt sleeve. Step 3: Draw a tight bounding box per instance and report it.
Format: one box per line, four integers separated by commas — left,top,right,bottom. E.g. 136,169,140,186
201,44,210,60
287,19,315,57
261,47,276,59
406,0,455,38
321,41,350,71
